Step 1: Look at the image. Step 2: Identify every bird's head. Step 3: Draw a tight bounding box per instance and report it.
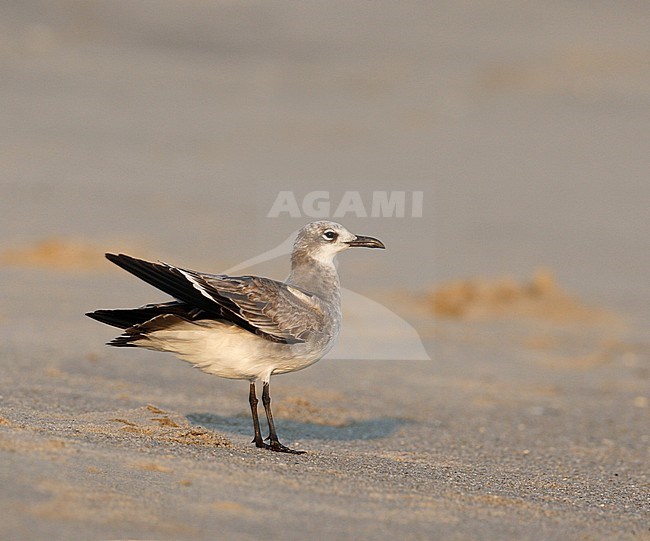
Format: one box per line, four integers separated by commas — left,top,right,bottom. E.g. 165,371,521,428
292,221,385,266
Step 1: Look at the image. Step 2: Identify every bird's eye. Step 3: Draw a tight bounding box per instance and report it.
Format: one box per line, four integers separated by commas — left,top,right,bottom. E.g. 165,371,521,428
322,230,337,241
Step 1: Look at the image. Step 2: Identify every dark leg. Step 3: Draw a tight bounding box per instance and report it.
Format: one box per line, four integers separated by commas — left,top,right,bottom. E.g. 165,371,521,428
261,381,305,454
249,382,265,448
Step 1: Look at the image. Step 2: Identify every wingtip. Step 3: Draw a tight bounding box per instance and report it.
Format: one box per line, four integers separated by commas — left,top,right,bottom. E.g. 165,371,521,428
107,335,140,347
105,252,142,269
85,310,107,324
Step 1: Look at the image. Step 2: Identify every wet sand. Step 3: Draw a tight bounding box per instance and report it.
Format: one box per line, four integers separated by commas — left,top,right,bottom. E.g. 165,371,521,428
1,2,649,540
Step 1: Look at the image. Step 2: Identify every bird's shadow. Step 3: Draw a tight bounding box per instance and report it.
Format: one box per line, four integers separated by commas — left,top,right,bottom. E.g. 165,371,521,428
186,412,408,442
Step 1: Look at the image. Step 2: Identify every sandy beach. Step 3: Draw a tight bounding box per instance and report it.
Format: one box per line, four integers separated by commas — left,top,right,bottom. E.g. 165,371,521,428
1,2,649,540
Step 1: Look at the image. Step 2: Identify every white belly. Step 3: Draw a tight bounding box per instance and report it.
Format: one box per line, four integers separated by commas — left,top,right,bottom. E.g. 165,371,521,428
136,320,335,382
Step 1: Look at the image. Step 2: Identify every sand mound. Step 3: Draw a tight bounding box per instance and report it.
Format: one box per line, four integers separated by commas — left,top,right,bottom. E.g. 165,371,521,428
431,269,608,324
79,405,232,448
0,238,105,271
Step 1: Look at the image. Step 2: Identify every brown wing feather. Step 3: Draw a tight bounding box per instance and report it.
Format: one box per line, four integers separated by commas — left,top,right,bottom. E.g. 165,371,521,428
105,254,316,344
184,272,328,344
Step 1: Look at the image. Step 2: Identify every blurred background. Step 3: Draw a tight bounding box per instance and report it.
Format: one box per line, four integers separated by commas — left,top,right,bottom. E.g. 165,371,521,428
1,0,648,313
0,0,650,305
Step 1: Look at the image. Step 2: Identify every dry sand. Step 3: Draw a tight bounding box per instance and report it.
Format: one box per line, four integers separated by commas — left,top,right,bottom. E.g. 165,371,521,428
1,2,649,540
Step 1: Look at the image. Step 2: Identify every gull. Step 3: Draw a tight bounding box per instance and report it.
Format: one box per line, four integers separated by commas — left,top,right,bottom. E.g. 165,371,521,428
86,221,385,454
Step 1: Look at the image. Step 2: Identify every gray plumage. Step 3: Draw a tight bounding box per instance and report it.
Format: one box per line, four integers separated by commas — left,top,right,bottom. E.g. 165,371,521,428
87,221,385,453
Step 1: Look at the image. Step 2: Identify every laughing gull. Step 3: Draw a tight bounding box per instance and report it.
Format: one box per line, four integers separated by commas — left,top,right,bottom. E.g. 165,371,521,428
87,221,385,454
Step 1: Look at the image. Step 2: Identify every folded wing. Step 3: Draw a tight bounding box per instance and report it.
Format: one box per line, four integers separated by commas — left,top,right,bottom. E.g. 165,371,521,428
104,253,325,344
